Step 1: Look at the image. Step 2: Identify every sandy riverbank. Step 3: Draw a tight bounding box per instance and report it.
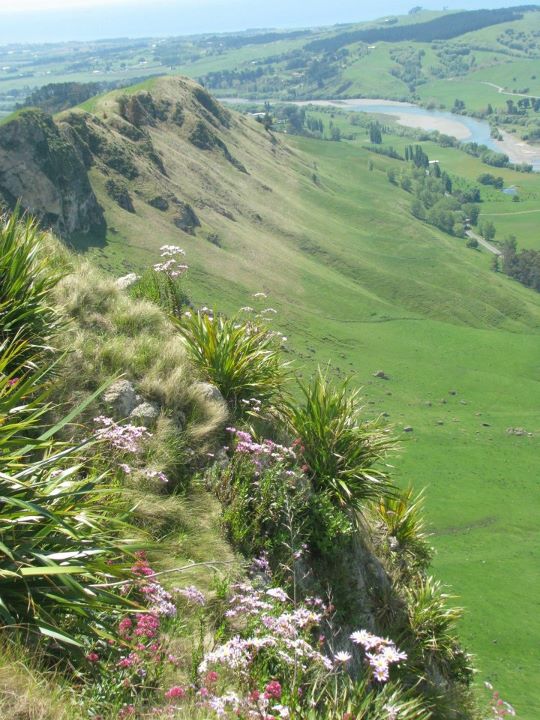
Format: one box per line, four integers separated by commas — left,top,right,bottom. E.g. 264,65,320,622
494,130,540,167
289,98,474,138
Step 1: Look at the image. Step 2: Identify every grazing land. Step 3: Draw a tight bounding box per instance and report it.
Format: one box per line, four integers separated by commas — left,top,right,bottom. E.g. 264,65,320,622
1,6,540,717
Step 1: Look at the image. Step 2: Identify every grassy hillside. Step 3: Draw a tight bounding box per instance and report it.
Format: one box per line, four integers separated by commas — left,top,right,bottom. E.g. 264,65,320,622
41,77,540,718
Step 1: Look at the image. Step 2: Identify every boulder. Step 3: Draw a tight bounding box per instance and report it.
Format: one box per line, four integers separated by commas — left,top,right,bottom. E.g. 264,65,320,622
103,380,137,417
130,402,160,425
403,426,414,433
506,427,532,437
195,382,226,405
116,273,139,290
373,370,389,380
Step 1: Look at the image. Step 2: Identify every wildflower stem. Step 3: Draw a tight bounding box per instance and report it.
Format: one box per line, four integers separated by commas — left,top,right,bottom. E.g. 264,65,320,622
89,560,236,589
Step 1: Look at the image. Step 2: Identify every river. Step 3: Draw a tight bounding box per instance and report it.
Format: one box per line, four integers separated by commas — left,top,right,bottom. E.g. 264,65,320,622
220,96,540,171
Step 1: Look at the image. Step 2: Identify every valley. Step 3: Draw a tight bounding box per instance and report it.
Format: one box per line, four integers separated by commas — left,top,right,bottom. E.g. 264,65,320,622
1,5,540,719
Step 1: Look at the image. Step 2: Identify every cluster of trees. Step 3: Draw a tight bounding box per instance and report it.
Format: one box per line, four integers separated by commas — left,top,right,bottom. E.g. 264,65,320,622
497,25,540,53
369,121,383,144
405,144,430,168
365,144,404,160
305,7,528,53
500,235,540,291
477,173,504,189
392,146,482,236
431,44,474,79
17,80,149,114
200,29,311,51
200,67,266,90
389,47,426,91
461,141,533,173
306,116,325,134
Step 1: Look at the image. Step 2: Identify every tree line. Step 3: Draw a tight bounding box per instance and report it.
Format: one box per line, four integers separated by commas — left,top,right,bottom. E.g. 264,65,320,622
305,7,531,53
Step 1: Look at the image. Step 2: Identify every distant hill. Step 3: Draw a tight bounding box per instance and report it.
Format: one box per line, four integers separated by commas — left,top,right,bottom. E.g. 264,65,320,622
306,6,539,52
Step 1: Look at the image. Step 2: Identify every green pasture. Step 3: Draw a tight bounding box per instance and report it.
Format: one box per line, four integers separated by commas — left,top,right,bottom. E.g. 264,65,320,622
75,104,540,715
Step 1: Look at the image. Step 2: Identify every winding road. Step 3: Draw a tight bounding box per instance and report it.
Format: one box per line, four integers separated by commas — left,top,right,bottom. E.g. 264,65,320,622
480,81,540,101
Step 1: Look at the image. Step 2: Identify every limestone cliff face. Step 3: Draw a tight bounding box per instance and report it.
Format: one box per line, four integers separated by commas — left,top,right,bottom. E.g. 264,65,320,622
0,109,104,237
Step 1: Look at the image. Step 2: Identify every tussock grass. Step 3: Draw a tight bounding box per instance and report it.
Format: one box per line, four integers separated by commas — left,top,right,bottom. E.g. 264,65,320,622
52,260,227,450
0,642,75,720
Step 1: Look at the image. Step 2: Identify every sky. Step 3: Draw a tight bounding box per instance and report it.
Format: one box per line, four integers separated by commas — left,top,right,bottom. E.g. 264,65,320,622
0,0,533,44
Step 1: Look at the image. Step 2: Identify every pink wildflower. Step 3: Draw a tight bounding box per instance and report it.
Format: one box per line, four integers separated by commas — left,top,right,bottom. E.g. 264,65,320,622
118,617,133,635
134,613,160,638
164,686,186,700
118,706,135,718
264,680,282,700
85,652,99,663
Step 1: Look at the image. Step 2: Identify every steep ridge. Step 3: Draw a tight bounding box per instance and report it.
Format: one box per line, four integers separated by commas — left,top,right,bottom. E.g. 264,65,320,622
0,109,104,237
1,75,540,715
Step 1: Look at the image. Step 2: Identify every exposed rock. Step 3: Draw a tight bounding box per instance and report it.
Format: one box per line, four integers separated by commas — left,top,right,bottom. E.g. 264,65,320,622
117,92,170,128
116,273,139,290
105,179,135,213
0,108,105,237
173,201,201,233
189,120,247,173
437,420,444,425
130,402,160,425
403,426,414,433
195,382,226,405
149,195,169,211
506,427,533,437
103,380,137,417
373,370,389,380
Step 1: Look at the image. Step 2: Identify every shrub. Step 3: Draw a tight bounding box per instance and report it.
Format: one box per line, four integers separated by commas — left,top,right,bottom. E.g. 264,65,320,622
210,427,305,561
176,311,287,418
286,369,396,513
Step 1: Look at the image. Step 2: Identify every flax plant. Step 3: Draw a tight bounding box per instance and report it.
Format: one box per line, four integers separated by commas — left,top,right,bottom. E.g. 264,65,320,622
176,311,287,417
286,368,396,512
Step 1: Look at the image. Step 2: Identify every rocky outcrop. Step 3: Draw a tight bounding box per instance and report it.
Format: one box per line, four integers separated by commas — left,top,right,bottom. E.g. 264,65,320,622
103,380,138,418
0,109,105,237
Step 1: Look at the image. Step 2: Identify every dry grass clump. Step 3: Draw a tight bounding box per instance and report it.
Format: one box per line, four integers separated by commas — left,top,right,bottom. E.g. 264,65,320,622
52,259,228,447
0,644,72,720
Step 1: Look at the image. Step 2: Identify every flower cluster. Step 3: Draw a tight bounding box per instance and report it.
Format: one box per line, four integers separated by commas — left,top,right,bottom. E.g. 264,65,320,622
175,585,206,606
186,572,407,719
130,553,177,617
239,397,263,414
485,683,516,718
94,416,151,453
226,427,296,465
95,553,412,719
153,245,188,278
350,630,407,682
83,554,178,715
